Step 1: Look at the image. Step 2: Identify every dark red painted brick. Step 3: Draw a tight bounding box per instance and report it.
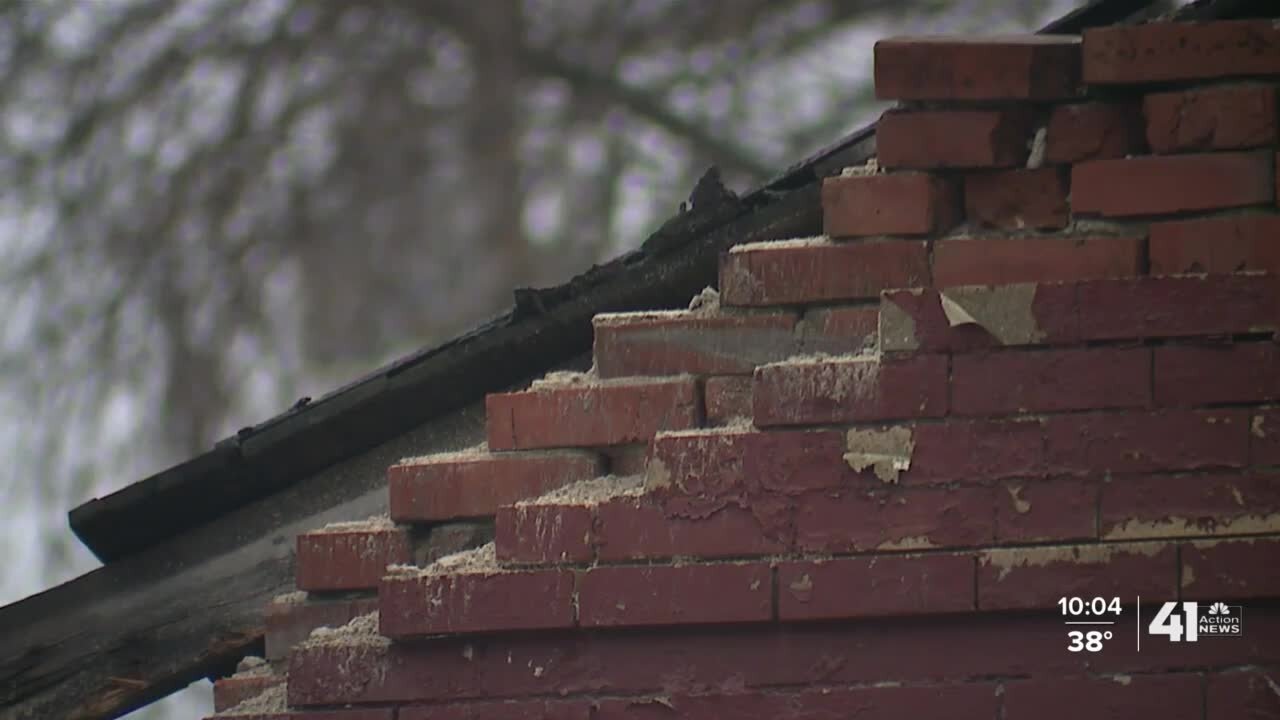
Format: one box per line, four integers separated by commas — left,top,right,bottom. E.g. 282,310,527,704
877,108,1035,169
933,234,1142,288
719,238,930,306
798,305,879,355
874,34,1080,100
647,428,753,510
1150,213,1280,275
388,450,601,522
291,608,1153,706
1207,669,1280,720
486,377,700,450
379,568,575,637
745,419,1046,493
1045,408,1250,475
495,502,593,565
1155,342,1280,407
951,346,1152,416
594,495,788,561
777,554,974,621
1004,674,1203,720
213,674,284,712
1070,274,1280,341
1072,150,1275,216
753,354,948,426
978,541,1178,610
795,485,994,553
1084,19,1280,84
1093,607,1280,673
1254,408,1280,465
206,711,394,720
592,311,798,377
400,700,590,720
1045,101,1145,163
821,172,961,237
1145,83,1278,153
295,526,410,592
264,596,378,661
703,376,752,425
596,685,1000,720
963,167,1069,231
577,563,771,628
1103,471,1280,541
1182,536,1280,601
996,478,1098,544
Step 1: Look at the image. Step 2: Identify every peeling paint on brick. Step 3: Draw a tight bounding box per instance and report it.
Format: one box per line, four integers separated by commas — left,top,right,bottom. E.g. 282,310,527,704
938,284,1046,345
1006,484,1032,514
879,292,922,351
981,542,1166,581
843,426,915,483
1106,512,1280,540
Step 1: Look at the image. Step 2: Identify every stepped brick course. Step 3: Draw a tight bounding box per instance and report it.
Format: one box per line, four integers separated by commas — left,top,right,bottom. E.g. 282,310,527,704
210,19,1280,720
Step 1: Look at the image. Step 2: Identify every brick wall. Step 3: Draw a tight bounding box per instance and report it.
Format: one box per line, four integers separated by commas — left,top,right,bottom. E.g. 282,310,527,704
209,18,1280,720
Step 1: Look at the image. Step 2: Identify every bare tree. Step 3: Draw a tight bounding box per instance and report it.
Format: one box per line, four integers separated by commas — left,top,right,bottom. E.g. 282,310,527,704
0,1,1071,717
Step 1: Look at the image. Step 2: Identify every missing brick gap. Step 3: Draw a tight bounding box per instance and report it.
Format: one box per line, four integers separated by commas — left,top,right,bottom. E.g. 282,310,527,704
1025,126,1047,169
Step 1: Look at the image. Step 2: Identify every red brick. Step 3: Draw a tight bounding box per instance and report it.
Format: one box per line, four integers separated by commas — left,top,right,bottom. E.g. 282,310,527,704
703,376,752,425
295,526,410,592
1156,342,1280,407
752,354,948,426
207,712,394,720
978,541,1178,610
1182,536,1280,601
877,108,1035,169
933,234,1143,288
591,311,798,377
1084,20,1280,84
1103,471,1280,541
951,346,1152,416
1070,274,1280,341
874,35,1080,100
594,495,788,561
495,502,593,565
1045,409,1250,475
596,685,1000,720
1072,150,1275,216
1254,408,1280,465
798,305,879,355
485,377,699,450
720,238,929,306
400,701,590,720
795,486,994,553
745,419,1046,492
1045,101,1145,163
777,554,974,621
286,609,1280,706
379,568,575,637
1207,669,1280,720
1004,674,1203,720
1145,83,1278,153
264,596,378,661
821,173,960,237
388,450,601,522
963,167,1069,230
1150,213,1280,275
213,674,284,712
577,563,771,628
996,478,1098,543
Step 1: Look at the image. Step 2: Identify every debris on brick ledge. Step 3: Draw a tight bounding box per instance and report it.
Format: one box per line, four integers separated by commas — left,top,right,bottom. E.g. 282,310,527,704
311,514,396,534
518,474,646,507
412,542,506,577
840,158,881,176
271,590,307,605
214,683,286,717
729,235,832,254
531,368,597,390
304,611,390,648
687,285,720,315
233,655,273,678
397,441,489,466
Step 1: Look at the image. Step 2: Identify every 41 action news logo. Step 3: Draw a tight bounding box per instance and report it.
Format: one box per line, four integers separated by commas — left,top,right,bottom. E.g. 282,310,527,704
1148,601,1243,642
